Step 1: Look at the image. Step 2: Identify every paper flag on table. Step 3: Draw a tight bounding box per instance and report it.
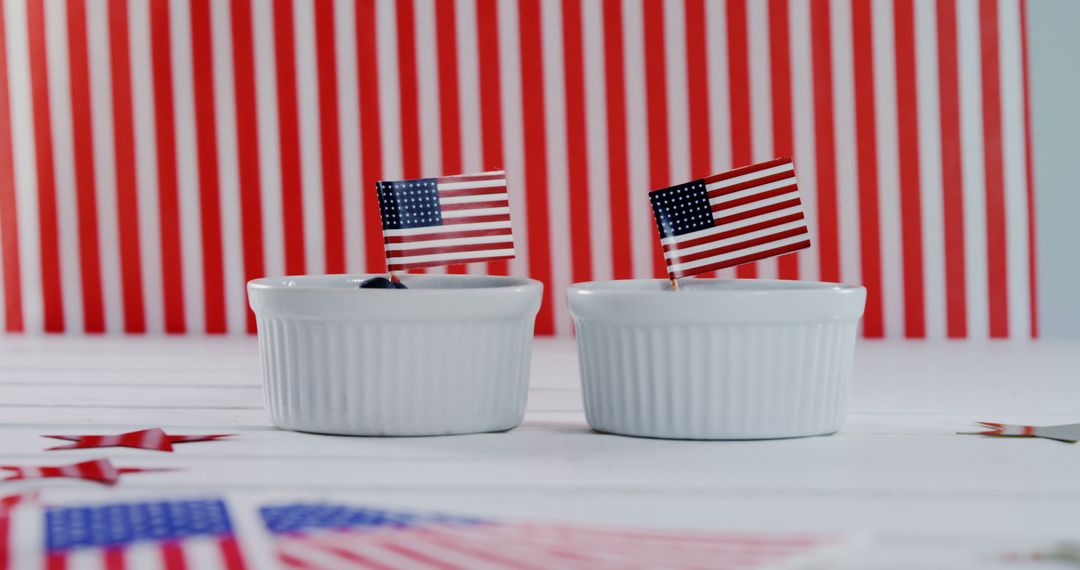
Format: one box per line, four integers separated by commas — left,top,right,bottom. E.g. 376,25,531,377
44,427,233,452
1,497,246,569
260,502,853,569
961,422,1080,443
1,458,175,485
649,158,811,280
376,170,515,271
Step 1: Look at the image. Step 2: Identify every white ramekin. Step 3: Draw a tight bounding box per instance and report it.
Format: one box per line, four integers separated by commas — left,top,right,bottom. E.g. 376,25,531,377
567,279,866,440
248,274,542,436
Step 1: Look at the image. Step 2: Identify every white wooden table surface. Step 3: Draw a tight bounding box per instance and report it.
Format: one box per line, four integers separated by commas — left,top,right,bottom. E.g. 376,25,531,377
1,336,1078,569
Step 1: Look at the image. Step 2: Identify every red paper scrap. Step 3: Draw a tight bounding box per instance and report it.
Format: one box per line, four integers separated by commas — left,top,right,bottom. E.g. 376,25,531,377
1,458,175,486
961,421,1080,443
43,428,233,452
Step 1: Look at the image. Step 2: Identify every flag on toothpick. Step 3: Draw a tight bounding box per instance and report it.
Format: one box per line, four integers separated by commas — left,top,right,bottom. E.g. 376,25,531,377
961,421,1080,443
1,458,174,485
376,171,515,272
43,428,233,452
649,158,811,280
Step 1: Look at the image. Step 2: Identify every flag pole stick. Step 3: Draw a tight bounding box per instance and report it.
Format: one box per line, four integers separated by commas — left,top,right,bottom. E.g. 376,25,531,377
389,271,400,283
670,278,680,291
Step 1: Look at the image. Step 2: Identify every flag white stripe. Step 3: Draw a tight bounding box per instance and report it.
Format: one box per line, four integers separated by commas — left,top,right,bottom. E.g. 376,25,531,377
389,248,515,265
747,0,777,279
497,0,527,277
441,206,511,219
668,234,809,272
251,0,285,279
44,0,83,334
708,176,798,205
127,0,163,332
664,0,690,187
334,0,364,273
582,0,613,281
999,0,1030,338
540,0,572,333
86,0,123,333
438,191,508,205
661,205,804,246
6,0,42,333
375,0,403,180
664,220,811,259
414,0,441,179
622,0,652,279
711,191,801,218
957,0,989,339
383,220,511,237
211,0,247,334
872,0,904,338
293,0,326,275
386,234,514,251
831,0,863,290
789,0,820,283
170,0,204,332
705,162,796,191
914,0,948,339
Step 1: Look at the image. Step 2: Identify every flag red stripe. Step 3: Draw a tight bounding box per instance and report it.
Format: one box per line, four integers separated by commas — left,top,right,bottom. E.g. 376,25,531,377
707,170,796,197
388,241,514,258
518,0,553,334
443,214,511,225
356,0,386,274
219,535,248,570
852,0,885,337
161,541,185,570
191,0,227,333
0,4,23,332
662,212,806,252
107,0,145,333
684,0,711,181
437,172,505,183
670,241,811,279
150,0,186,332
437,186,505,198
667,227,810,266
475,0,508,276
936,0,967,338
389,253,514,272
726,0,756,279
314,0,345,274
1019,0,1038,338
713,198,802,225
893,0,926,337
643,0,669,279
396,0,421,180
603,0,632,279
435,1,466,275
979,0,1009,337
440,200,509,212
26,0,65,332
384,227,512,244
702,156,791,184
768,0,799,280
0,508,9,570
709,185,798,212
809,0,839,283
66,0,106,332
231,0,265,333
45,552,66,570
103,547,124,570
305,539,397,570
562,0,592,284
273,0,306,275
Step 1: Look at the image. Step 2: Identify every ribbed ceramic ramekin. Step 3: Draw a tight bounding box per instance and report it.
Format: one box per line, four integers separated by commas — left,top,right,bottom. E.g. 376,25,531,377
248,274,542,436
568,279,866,440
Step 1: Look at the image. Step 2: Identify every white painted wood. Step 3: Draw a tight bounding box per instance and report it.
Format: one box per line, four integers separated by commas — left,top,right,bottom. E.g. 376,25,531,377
0,337,1077,569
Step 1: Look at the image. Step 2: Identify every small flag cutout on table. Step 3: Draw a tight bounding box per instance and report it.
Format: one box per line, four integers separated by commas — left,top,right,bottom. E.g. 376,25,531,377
961,422,1080,443
1,458,174,485
3,498,247,569
44,428,233,452
377,170,515,271
261,502,851,569
649,158,810,280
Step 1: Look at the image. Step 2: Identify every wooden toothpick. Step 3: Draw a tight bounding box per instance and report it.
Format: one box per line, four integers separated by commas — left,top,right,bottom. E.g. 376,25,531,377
670,278,680,291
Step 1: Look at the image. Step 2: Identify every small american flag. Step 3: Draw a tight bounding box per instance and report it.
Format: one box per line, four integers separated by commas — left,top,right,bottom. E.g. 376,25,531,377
0,458,172,485
44,428,233,452
261,502,847,569
1,498,247,569
649,158,811,280
377,170,515,271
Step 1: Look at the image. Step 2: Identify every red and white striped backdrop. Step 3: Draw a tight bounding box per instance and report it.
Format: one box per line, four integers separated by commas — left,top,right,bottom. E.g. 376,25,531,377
0,0,1037,338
